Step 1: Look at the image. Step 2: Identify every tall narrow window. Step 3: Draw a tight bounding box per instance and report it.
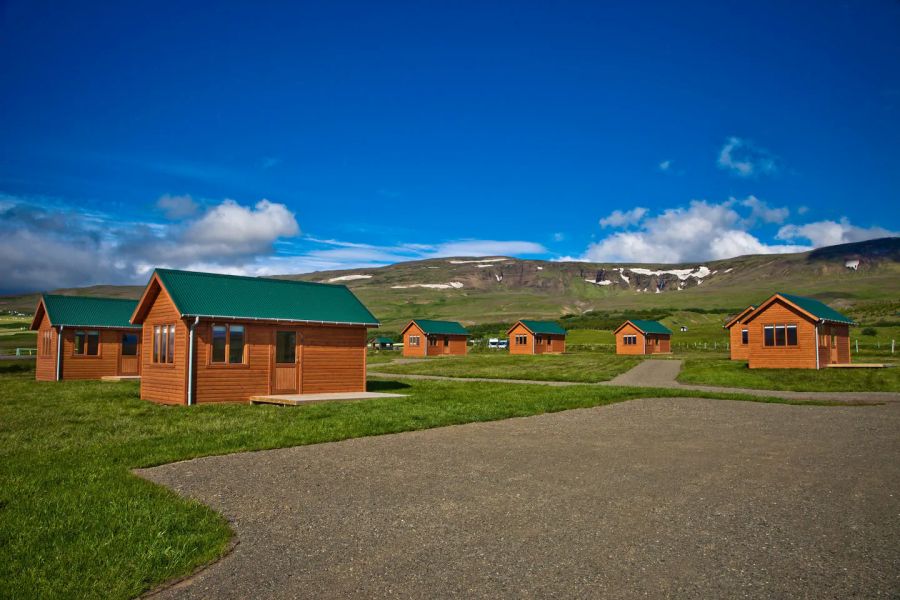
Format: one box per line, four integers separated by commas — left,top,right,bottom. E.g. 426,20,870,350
786,325,798,346
763,326,774,347
229,325,245,363
211,325,227,363
741,329,749,345
153,326,160,362
167,325,175,363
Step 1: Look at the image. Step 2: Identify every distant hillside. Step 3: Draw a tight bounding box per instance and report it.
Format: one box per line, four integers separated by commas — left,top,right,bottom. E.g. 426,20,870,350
2,238,898,330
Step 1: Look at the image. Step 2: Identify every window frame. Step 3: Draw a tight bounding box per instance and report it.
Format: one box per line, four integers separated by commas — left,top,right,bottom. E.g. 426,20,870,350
622,334,638,346
73,330,100,357
515,334,527,345
209,323,247,366
121,333,139,357
741,329,749,345
408,335,420,347
763,323,799,348
151,323,176,365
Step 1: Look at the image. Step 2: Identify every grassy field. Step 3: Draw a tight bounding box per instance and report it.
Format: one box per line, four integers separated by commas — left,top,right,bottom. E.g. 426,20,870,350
677,358,900,392
371,352,644,382
1,360,844,599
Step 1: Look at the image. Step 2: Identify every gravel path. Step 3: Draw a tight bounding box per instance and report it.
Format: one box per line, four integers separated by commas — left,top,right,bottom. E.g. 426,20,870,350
139,398,900,599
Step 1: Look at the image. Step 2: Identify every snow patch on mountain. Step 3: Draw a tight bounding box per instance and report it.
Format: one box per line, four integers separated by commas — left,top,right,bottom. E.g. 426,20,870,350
449,258,507,264
585,279,612,286
391,282,464,289
326,274,372,282
627,266,710,280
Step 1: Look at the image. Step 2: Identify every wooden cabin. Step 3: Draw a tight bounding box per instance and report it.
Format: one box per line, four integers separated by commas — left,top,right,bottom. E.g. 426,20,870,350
723,305,756,360
400,319,469,357
30,295,141,381
614,319,672,355
507,320,566,355
742,293,854,370
370,336,395,350
130,269,379,404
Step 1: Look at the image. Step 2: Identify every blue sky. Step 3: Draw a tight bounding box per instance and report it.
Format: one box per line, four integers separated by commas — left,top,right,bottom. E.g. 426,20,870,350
1,0,898,293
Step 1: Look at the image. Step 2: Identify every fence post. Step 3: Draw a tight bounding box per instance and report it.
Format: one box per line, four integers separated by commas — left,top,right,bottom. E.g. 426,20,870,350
892,339,895,354
855,339,858,354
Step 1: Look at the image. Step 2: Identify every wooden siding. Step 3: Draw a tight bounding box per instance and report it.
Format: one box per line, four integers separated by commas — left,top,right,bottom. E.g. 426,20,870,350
402,323,427,357
299,325,367,394
426,334,468,356
747,299,817,369
193,323,272,403
728,323,750,360
35,311,57,381
139,285,188,404
508,323,565,355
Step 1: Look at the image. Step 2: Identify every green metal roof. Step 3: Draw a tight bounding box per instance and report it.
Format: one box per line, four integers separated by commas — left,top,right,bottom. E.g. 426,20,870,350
518,320,567,335
628,319,673,335
371,336,394,344
39,295,140,329
409,319,470,335
154,269,379,325
778,293,855,325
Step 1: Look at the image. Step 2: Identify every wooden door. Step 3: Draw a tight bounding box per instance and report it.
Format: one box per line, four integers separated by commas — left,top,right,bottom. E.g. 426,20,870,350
443,336,450,355
830,334,838,364
274,330,298,393
119,332,140,375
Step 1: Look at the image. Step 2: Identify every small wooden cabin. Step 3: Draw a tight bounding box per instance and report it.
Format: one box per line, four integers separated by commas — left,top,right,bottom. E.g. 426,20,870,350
507,320,566,355
614,319,672,355
130,269,379,404
400,319,469,357
723,305,756,360
370,336,394,350
30,295,141,381
742,293,854,370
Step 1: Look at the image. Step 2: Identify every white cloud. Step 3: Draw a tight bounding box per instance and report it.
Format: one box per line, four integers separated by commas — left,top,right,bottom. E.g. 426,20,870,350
740,195,790,224
658,160,672,172
574,200,809,263
776,218,896,247
184,199,299,255
156,194,198,219
717,137,778,177
599,207,648,228
430,239,545,257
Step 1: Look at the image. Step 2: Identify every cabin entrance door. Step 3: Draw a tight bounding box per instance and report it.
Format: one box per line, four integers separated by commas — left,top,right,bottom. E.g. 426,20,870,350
830,334,838,364
443,336,450,355
274,330,299,393
119,333,140,375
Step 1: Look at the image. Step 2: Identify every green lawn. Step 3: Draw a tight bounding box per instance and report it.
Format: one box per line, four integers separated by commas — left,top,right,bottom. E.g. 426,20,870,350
371,352,643,383
677,358,900,392
366,351,399,365
0,361,868,599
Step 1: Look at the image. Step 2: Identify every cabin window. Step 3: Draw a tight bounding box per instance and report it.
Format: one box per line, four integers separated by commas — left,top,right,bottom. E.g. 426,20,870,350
536,335,543,344
211,326,227,362
786,325,798,346
121,333,139,356
515,335,527,345
211,324,246,364
152,324,175,364
275,331,296,363
408,335,420,347
741,329,748,345
41,330,52,355
74,331,99,356
623,335,637,345
443,336,449,347
764,324,797,347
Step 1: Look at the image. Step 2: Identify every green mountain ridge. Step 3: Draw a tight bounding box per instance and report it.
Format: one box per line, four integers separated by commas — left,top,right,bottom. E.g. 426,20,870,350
3,238,898,330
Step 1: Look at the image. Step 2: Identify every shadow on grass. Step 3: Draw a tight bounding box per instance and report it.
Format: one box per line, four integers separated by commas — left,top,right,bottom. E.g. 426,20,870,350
0,359,35,374
367,379,413,392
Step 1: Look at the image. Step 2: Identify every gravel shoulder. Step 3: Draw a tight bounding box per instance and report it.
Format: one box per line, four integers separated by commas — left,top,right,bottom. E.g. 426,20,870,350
139,398,900,599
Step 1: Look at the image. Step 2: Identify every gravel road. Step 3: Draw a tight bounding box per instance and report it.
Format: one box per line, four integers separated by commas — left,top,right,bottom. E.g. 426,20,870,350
139,398,900,599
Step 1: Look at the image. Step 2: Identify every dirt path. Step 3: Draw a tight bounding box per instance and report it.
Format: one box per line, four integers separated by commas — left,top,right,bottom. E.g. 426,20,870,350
139,398,900,599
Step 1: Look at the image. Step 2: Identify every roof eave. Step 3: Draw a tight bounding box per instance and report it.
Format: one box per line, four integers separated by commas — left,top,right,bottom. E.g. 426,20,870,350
179,313,379,327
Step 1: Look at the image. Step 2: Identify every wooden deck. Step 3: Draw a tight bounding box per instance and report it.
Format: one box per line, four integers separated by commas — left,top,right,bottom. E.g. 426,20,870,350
825,363,890,369
251,391,407,406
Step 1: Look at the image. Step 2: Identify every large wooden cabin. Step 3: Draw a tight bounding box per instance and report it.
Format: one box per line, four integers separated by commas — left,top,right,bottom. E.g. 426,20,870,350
130,269,379,404
742,293,854,369
31,295,141,381
723,305,756,360
400,319,469,357
614,319,672,355
507,320,566,355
